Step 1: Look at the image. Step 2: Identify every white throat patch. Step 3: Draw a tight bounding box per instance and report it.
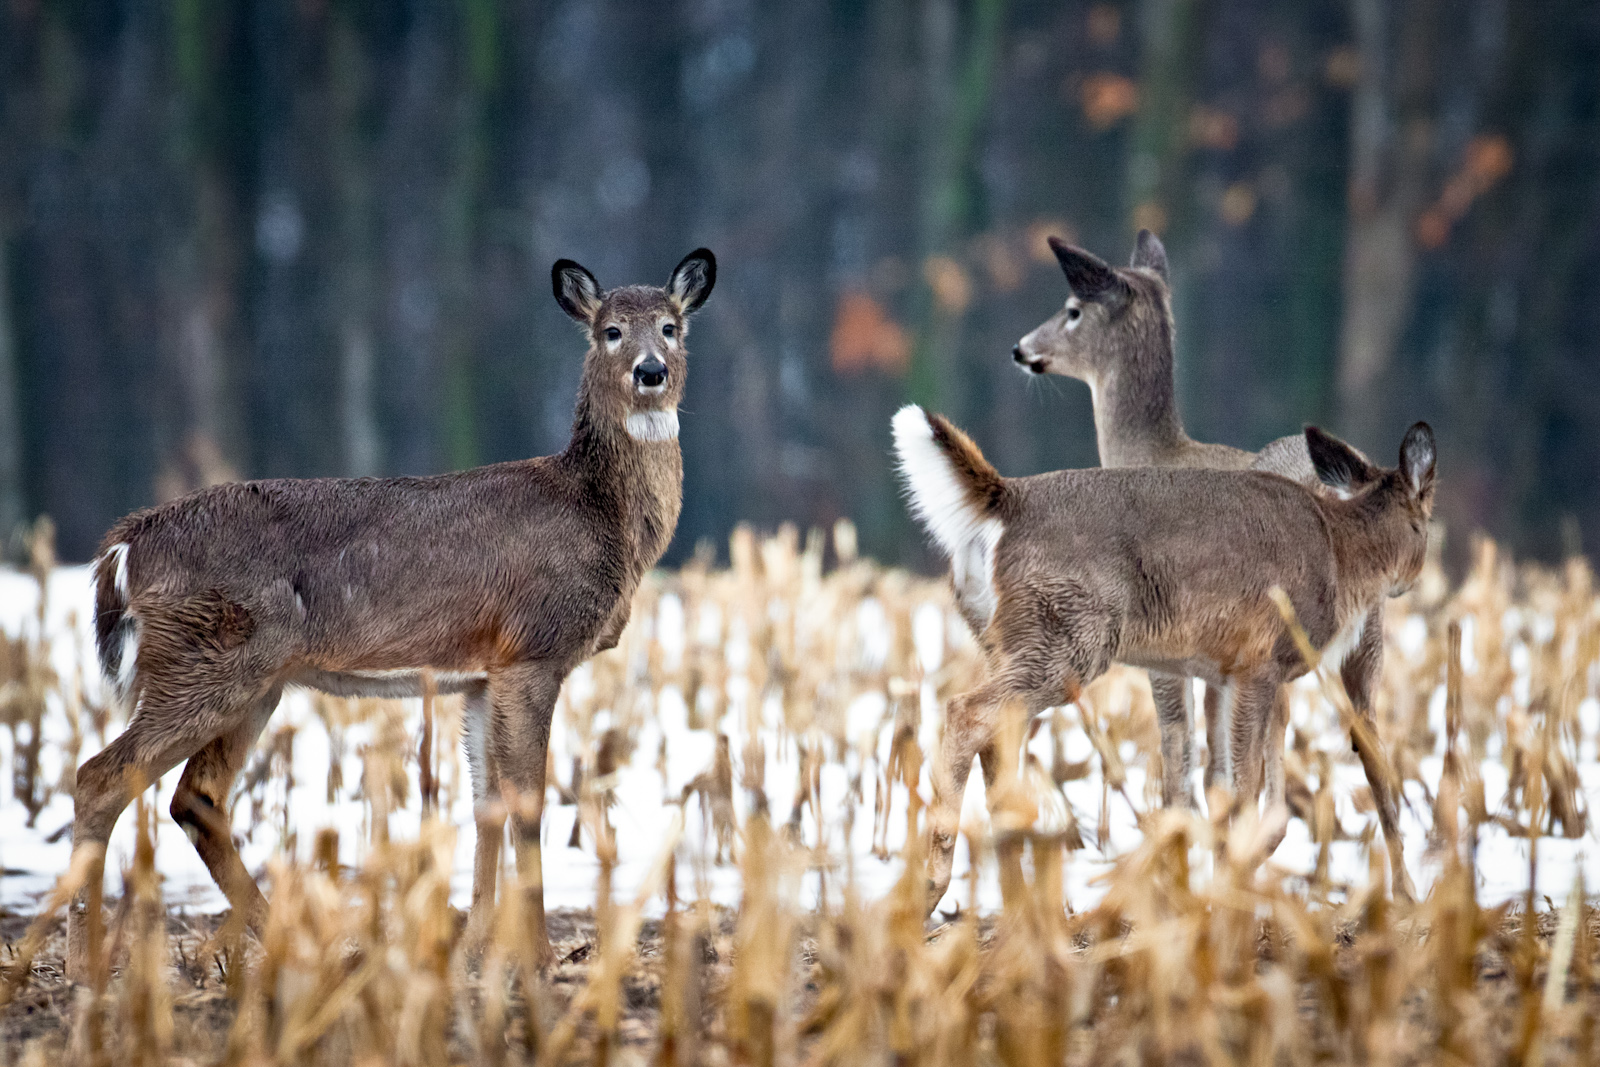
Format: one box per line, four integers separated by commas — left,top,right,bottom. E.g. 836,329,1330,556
626,409,680,442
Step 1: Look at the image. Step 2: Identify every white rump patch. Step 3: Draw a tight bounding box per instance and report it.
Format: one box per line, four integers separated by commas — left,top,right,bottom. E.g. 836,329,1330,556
626,409,680,442
116,626,140,692
891,404,1004,627
103,542,131,597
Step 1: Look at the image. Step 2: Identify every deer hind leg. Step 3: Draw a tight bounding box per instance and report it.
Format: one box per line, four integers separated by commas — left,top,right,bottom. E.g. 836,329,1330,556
1202,683,1228,793
1258,685,1291,855
1342,602,1415,902
978,740,1027,909
67,727,203,982
1150,672,1197,810
168,685,282,936
68,687,250,980
460,683,502,950
488,663,563,969
68,588,273,982
928,583,1113,917
927,678,1011,917
1226,675,1277,816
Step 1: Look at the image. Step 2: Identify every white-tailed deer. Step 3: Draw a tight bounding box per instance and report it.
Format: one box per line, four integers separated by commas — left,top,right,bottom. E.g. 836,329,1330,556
69,249,716,977
1013,230,1415,899
892,404,1434,910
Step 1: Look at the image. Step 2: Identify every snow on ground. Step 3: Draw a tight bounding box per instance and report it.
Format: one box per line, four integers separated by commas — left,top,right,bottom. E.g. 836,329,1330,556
0,564,1595,918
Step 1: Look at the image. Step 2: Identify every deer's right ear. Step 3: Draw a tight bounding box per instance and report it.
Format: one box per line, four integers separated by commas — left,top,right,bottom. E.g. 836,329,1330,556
1399,422,1436,498
668,248,716,314
1130,229,1169,284
552,259,603,323
1305,426,1379,494
1049,237,1128,306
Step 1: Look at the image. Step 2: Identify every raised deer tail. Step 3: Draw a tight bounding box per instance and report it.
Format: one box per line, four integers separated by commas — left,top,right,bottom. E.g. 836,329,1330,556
891,404,1009,559
93,539,137,699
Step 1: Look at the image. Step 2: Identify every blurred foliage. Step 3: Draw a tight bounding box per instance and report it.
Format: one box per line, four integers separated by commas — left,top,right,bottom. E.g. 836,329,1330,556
0,0,1597,567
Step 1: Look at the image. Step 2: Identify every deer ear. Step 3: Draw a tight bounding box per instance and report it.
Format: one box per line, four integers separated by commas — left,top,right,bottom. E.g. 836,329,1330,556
668,248,717,314
1305,426,1378,494
552,259,602,323
1130,229,1169,284
1399,422,1436,498
1049,237,1128,306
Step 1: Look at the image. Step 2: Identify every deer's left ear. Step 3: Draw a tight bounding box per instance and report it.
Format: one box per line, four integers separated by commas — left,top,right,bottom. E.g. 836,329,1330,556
668,249,717,314
1305,425,1379,494
1130,229,1169,284
1399,422,1436,498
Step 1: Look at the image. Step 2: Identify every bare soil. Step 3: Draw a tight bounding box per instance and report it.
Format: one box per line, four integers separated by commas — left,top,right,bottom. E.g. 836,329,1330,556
2,904,1595,1065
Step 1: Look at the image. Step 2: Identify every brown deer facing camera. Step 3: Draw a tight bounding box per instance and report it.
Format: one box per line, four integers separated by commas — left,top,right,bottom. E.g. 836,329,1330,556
69,249,716,978
892,404,1434,912
1013,230,1414,900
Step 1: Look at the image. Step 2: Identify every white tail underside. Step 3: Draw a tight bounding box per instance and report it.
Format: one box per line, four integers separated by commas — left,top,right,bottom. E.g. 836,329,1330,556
891,405,1003,627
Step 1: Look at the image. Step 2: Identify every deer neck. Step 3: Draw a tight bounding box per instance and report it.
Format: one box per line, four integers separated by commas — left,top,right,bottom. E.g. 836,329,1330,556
1088,361,1187,468
1322,492,1403,622
561,393,684,566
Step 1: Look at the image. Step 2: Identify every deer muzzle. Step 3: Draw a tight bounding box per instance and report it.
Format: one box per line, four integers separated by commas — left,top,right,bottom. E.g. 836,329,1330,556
1012,343,1047,374
633,357,668,392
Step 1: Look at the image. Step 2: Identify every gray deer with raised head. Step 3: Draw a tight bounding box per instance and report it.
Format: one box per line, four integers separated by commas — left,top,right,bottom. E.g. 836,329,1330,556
1011,230,1413,900
892,404,1435,912
68,249,716,977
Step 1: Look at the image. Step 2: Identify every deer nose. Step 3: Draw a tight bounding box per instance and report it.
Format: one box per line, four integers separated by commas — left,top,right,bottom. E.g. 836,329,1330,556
1012,344,1026,363
634,357,668,389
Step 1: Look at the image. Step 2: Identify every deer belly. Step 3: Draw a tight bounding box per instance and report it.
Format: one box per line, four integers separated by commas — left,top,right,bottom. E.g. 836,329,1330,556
1119,653,1226,687
288,667,487,699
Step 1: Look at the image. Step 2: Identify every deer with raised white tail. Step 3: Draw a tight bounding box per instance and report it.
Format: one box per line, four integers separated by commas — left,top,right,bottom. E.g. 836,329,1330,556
69,249,716,979
892,404,1434,912
1012,230,1415,900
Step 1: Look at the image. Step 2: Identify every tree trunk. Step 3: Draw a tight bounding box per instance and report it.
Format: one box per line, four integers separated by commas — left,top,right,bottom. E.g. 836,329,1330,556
0,235,21,541
1336,0,1439,446
908,0,1005,420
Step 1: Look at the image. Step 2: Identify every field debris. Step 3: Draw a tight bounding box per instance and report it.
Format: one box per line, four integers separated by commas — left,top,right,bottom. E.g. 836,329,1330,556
1,521,1598,1063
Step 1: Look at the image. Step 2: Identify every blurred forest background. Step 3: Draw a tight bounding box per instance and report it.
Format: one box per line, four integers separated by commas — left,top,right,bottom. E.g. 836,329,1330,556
1,0,1597,568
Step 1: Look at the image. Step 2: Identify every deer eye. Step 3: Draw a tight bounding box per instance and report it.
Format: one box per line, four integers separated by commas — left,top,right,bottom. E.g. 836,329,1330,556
661,322,676,338
1066,306,1082,323
604,326,622,342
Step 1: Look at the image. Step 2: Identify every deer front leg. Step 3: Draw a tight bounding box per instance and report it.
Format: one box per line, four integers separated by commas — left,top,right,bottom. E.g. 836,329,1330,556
591,596,633,655
461,684,502,952
1343,603,1415,902
489,664,564,969
1150,673,1197,810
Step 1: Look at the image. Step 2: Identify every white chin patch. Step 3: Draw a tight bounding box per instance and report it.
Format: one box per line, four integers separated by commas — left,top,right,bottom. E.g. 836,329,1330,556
626,409,680,442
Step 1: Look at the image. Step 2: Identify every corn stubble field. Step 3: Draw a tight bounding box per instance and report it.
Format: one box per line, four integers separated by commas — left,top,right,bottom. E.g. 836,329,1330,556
1,518,1598,1066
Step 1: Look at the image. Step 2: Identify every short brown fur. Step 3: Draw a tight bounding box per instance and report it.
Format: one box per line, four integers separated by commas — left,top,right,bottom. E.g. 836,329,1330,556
1014,231,1413,899
68,249,716,978
895,405,1435,912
